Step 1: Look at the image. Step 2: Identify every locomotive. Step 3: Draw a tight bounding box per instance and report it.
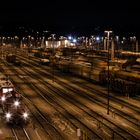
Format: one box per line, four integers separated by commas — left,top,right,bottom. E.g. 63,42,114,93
3,98,29,124
0,72,29,124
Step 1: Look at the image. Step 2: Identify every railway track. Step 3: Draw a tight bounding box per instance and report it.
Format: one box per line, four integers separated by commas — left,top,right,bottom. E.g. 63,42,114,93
0,62,65,140
32,75,140,139
28,82,103,139
19,56,140,123
9,63,137,139
11,127,31,140
2,66,69,140
20,57,139,138
15,70,104,139
2,53,140,139
22,92,65,140
54,76,140,123
3,60,103,139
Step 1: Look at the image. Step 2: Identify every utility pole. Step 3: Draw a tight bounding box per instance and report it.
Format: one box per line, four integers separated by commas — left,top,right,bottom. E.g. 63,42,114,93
136,40,139,52
1,37,4,59
104,37,107,50
111,39,115,61
51,34,55,82
104,30,112,115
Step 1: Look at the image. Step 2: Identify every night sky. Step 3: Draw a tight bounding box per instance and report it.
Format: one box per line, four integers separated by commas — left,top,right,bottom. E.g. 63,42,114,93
0,0,140,36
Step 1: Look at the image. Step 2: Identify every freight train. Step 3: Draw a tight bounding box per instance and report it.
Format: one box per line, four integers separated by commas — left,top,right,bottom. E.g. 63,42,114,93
6,54,21,66
0,72,29,124
57,58,140,97
40,58,50,65
100,69,140,96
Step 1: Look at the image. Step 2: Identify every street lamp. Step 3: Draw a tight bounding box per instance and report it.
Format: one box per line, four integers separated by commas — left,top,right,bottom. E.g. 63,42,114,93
73,39,77,43
96,36,100,41
104,30,112,115
68,36,72,40
96,36,100,50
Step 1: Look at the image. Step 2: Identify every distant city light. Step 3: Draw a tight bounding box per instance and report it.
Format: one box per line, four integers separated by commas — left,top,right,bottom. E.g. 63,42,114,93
68,36,72,40
73,39,77,43
65,40,68,45
45,41,48,47
43,30,48,33
58,41,61,47
116,36,119,41
123,37,126,40
96,37,100,41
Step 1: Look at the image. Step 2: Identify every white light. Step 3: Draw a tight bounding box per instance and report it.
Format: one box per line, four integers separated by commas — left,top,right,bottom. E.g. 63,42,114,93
116,36,119,41
14,101,20,107
65,40,68,45
58,41,61,47
73,39,77,43
104,30,113,33
1,96,6,102
6,113,11,119
70,43,74,46
2,88,13,93
123,37,126,40
45,41,48,47
96,37,100,41
68,36,72,40
23,112,28,119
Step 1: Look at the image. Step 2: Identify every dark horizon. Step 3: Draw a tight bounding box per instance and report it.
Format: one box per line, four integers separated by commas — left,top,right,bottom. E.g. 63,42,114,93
0,23,139,38
0,0,140,37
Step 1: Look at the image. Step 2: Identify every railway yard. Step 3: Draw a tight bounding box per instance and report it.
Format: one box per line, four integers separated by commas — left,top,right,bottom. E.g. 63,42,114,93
1,46,140,140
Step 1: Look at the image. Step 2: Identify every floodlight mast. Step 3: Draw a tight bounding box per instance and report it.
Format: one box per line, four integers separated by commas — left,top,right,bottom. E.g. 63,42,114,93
104,30,112,115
